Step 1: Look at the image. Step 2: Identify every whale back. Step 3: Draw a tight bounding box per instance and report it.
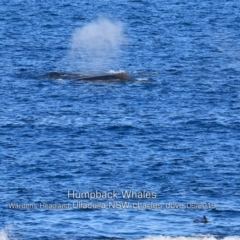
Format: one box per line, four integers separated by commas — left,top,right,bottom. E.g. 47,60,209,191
43,72,135,81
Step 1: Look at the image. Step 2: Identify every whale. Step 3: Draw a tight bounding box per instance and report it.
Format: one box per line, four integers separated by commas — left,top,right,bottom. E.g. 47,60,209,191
43,72,135,81
194,215,208,223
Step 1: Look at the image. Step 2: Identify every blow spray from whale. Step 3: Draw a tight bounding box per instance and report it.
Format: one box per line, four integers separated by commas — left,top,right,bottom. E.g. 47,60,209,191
70,17,125,73
44,18,134,80
45,18,134,81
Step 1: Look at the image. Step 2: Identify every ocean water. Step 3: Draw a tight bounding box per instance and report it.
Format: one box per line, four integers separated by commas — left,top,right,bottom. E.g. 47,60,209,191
1,0,240,239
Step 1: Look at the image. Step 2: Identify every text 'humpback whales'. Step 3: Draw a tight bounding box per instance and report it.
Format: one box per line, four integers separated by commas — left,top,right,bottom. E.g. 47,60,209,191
43,72,136,81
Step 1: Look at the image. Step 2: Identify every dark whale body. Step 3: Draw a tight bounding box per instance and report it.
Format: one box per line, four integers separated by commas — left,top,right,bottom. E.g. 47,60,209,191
194,215,208,223
43,72,135,81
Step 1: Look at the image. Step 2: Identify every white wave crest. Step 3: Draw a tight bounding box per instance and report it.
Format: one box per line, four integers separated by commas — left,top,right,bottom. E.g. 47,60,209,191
136,77,148,81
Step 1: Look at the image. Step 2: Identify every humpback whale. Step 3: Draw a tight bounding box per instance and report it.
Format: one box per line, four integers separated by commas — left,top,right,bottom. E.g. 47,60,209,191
43,72,135,81
194,215,208,223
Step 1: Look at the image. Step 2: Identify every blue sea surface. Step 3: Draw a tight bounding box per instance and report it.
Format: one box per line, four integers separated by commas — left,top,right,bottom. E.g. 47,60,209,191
1,0,240,239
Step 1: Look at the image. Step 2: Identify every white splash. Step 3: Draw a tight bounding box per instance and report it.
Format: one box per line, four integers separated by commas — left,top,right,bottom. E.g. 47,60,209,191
0,228,8,240
108,69,126,74
140,236,240,240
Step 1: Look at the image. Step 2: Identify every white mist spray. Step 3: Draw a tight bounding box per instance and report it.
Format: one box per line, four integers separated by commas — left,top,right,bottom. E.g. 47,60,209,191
69,17,125,73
